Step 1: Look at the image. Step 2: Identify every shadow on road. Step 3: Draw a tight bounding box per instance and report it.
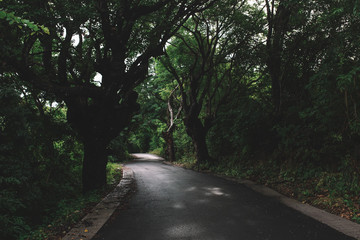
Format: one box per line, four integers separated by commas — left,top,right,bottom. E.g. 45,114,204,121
93,154,355,240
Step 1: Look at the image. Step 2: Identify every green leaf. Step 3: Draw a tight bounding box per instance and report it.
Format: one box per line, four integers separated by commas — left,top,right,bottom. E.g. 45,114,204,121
0,11,6,19
21,19,30,24
14,16,21,24
41,26,50,35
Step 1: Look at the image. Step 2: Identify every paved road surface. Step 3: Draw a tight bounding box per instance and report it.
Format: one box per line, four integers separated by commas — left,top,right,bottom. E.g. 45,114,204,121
93,154,354,240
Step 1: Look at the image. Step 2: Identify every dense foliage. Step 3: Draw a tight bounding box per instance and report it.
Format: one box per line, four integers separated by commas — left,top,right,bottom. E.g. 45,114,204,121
1,0,360,238
0,76,84,239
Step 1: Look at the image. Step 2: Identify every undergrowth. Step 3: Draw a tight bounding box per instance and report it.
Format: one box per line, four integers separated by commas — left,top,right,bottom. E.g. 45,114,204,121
23,163,122,240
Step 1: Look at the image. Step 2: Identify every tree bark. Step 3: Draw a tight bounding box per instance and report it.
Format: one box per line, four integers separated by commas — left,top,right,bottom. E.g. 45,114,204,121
66,89,139,192
184,108,212,165
162,131,176,162
189,122,212,165
82,139,108,192
266,0,291,117
162,86,182,162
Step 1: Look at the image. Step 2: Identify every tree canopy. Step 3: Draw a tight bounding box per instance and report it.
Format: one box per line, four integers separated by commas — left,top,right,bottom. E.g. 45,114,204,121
1,0,216,192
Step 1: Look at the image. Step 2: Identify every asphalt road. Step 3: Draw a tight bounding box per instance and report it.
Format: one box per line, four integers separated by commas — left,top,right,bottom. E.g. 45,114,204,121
93,154,354,240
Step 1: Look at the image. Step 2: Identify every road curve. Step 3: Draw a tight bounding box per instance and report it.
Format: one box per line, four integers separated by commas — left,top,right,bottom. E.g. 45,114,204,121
93,154,354,240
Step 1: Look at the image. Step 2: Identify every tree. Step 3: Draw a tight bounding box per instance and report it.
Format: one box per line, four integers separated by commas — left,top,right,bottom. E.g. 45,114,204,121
264,0,328,118
306,0,360,167
162,85,183,162
159,0,261,165
265,0,292,117
1,0,216,192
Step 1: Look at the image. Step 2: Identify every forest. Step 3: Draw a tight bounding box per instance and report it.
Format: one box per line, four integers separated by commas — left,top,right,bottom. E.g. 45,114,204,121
1,0,360,239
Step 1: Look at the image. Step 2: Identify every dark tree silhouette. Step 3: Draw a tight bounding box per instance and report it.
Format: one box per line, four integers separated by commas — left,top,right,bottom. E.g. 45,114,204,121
3,0,215,192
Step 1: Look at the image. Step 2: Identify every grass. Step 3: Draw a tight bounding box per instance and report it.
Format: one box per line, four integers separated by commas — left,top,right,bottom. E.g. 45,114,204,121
149,148,163,156
107,162,123,185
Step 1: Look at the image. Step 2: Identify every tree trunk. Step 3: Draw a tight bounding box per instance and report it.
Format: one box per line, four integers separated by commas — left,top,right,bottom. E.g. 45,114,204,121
185,116,212,165
82,139,108,192
191,128,211,165
66,90,139,193
266,1,291,118
162,131,176,162
268,59,282,116
162,86,182,162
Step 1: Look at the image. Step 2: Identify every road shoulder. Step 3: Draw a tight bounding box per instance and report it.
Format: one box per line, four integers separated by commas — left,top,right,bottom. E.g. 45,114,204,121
236,178,360,239
163,160,360,239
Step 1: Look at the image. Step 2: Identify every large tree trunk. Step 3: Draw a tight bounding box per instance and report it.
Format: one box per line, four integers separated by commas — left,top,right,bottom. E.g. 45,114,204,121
82,139,108,192
191,127,211,165
66,90,139,192
184,115,212,165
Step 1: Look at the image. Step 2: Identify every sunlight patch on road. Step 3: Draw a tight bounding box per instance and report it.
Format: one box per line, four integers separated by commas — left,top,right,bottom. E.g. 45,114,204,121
204,187,230,197
166,223,205,238
185,186,197,192
173,202,186,209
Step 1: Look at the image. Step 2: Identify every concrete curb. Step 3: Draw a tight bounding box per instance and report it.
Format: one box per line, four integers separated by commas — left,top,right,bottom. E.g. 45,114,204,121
62,166,134,240
225,177,360,239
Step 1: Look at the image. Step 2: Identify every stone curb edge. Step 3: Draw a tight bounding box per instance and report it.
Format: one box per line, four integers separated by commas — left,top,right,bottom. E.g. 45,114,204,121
163,161,360,239
62,166,134,240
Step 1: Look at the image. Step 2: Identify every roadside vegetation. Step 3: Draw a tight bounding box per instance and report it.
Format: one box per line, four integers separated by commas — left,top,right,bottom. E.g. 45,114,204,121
171,158,360,223
1,0,360,239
